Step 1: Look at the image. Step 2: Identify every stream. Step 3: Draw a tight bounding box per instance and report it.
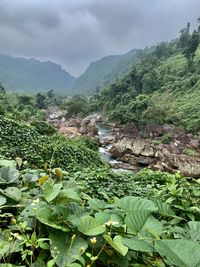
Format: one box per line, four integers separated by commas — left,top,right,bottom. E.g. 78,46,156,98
96,123,132,173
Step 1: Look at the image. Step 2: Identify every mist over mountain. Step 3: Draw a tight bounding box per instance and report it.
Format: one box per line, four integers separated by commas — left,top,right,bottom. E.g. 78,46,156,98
0,54,76,95
74,48,141,94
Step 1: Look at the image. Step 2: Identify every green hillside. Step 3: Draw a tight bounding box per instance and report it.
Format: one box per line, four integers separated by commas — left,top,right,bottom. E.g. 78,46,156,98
74,48,140,94
0,54,76,95
91,24,200,132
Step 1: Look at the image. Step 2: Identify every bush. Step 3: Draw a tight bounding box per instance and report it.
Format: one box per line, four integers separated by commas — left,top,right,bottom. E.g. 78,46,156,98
0,115,104,171
30,120,57,135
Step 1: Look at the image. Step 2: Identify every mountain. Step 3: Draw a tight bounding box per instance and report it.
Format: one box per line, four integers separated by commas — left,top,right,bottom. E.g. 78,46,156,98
0,54,76,95
74,48,141,94
91,27,200,132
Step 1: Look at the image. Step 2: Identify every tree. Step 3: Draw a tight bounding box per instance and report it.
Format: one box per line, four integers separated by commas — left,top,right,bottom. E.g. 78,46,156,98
65,96,90,118
35,93,46,109
183,30,199,67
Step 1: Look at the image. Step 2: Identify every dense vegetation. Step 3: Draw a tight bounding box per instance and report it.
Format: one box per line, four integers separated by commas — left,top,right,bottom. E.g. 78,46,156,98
1,17,200,267
91,20,200,132
74,49,140,95
0,54,76,95
1,155,200,266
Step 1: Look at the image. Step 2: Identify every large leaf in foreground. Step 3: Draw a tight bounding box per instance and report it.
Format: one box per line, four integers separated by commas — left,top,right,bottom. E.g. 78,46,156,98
50,230,87,267
125,207,151,234
0,167,19,184
155,239,200,267
122,237,154,253
104,235,128,256
36,207,70,231
78,215,105,236
119,196,156,212
42,182,62,202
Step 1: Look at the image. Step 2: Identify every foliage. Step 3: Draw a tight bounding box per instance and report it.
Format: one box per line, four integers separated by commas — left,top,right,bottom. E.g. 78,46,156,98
0,160,200,266
74,49,140,95
65,96,90,118
0,115,104,171
91,19,200,132
30,120,57,135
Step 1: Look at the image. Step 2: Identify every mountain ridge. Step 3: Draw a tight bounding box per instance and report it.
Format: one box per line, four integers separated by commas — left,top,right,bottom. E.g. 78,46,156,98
0,53,76,95
73,48,141,94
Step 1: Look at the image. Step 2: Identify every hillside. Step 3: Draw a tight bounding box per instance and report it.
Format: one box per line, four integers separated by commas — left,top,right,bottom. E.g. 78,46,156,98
74,48,140,94
91,26,200,132
0,54,76,95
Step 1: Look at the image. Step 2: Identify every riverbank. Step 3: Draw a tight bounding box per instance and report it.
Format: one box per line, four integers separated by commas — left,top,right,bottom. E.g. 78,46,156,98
46,110,200,177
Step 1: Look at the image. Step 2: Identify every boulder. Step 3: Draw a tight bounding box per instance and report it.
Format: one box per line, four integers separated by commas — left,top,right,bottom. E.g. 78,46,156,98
120,122,139,138
137,156,154,166
143,125,164,138
59,126,81,138
164,152,200,177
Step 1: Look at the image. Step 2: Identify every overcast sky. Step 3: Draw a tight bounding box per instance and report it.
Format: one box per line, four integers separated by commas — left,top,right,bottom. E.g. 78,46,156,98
0,0,199,76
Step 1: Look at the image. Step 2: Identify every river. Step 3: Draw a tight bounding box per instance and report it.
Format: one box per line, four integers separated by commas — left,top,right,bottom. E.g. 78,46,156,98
96,123,132,173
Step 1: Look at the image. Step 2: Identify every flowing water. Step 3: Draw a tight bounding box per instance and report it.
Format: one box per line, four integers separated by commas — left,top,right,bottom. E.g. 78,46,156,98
96,123,131,172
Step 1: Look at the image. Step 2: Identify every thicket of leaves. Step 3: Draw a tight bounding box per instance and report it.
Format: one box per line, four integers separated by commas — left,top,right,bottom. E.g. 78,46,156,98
91,20,200,132
0,157,200,267
0,115,103,172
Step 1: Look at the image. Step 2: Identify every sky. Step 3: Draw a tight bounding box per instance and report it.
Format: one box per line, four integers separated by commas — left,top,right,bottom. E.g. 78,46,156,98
0,0,199,77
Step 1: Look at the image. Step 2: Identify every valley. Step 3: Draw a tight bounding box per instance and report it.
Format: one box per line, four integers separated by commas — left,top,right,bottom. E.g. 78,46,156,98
0,10,200,267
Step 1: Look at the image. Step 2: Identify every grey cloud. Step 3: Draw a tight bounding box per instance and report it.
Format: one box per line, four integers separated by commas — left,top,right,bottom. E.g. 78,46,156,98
0,0,199,76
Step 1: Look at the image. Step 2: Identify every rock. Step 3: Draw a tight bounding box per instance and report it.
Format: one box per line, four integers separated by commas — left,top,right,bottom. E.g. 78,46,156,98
137,156,154,166
164,153,200,177
152,164,164,171
109,146,124,159
141,145,154,157
143,125,164,138
101,135,115,146
79,123,98,137
120,123,139,138
59,126,81,138
109,161,138,171
190,139,200,150
65,118,81,128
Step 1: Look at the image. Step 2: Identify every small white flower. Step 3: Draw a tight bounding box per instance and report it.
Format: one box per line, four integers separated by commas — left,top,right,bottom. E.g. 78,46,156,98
90,237,97,245
31,198,40,205
11,232,23,240
104,220,119,226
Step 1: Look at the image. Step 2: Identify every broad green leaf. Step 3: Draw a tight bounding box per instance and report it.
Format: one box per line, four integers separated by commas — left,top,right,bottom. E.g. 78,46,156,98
95,212,124,227
50,230,87,266
0,167,20,184
4,187,22,202
78,215,105,236
122,237,154,253
36,207,70,231
104,235,128,256
42,181,62,202
142,215,163,237
55,203,86,226
88,198,106,211
0,159,16,167
95,212,110,224
186,221,200,242
155,239,200,267
125,207,151,234
119,196,156,212
153,199,175,216
57,189,80,203
0,195,6,206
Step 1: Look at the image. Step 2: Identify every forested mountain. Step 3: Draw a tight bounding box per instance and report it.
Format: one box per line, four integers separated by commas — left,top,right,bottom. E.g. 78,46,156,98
91,21,200,132
74,48,141,94
0,54,76,95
